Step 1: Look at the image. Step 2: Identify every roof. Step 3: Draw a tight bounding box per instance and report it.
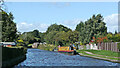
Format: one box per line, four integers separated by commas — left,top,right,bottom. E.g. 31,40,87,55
0,42,16,45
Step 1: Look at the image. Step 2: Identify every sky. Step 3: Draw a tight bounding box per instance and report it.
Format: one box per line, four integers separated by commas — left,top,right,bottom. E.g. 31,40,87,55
4,2,118,33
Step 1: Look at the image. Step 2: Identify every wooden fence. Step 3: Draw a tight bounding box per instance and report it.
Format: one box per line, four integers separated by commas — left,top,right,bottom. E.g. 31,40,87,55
97,42,119,52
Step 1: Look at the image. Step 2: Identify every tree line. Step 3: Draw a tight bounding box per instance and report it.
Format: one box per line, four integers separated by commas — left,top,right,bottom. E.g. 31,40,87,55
1,10,120,46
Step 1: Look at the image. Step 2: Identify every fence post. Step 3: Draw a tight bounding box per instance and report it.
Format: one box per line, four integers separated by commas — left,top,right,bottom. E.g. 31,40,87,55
102,43,103,50
113,42,115,52
110,42,112,51
115,42,118,52
106,43,108,50
108,42,109,51
105,43,106,50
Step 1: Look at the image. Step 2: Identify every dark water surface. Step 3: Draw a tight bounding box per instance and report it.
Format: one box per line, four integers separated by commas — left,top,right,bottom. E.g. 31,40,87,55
15,49,120,66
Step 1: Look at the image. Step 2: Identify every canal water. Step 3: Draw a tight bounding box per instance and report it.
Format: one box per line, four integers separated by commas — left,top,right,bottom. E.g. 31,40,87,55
15,48,120,66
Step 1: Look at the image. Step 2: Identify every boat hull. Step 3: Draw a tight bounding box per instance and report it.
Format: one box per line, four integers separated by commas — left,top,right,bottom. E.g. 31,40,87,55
58,50,76,55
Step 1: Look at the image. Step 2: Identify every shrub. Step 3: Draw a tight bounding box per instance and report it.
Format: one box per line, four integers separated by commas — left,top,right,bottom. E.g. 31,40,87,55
117,43,120,50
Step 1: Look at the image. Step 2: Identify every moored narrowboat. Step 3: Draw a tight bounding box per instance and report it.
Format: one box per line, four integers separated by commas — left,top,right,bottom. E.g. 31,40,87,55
58,46,76,55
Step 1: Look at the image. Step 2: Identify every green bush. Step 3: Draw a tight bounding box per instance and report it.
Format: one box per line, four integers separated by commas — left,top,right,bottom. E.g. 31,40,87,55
38,44,55,51
117,43,120,50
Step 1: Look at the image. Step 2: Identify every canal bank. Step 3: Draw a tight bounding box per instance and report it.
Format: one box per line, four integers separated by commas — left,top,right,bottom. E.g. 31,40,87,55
77,50,120,63
2,47,27,68
15,49,119,67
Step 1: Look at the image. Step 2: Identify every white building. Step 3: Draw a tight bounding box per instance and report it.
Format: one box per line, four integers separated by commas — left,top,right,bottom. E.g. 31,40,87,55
86,44,98,50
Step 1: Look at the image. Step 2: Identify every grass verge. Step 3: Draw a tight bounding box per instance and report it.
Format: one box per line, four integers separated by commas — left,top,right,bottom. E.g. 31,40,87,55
76,49,120,62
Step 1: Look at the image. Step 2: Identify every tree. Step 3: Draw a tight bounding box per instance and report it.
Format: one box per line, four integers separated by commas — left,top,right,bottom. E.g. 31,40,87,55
75,14,107,44
113,33,120,42
39,32,45,43
32,30,40,38
1,10,17,42
44,31,58,44
17,29,45,45
46,24,71,33
115,30,117,34
107,33,113,41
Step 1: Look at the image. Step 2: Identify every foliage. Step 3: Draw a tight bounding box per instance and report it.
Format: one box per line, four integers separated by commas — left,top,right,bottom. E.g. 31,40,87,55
44,24,78,46
80,41,83,45
17,40,24,43
16,14,120,48
94,36,108,43
44,30,79,46
17,29,45,46
117,43,120,50
106,33,120,42
28,44,32,46
107,33,113,41
1,10,17,42
38,44,55,51
75,14,107,44
112,33,120,42
46,24,71,33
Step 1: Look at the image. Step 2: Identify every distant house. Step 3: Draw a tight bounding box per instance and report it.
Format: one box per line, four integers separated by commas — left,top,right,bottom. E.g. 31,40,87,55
0,42,17,47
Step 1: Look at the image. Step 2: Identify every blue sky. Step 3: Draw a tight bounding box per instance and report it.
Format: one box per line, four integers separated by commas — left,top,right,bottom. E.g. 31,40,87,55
5,2,118,33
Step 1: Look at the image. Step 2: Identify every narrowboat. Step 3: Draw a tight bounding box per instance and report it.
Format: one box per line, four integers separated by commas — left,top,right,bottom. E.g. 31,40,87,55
58,46,77,55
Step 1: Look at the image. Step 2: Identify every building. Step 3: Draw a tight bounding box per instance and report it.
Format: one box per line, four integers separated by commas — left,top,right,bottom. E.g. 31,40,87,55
0,42,17,47
86,44,98,50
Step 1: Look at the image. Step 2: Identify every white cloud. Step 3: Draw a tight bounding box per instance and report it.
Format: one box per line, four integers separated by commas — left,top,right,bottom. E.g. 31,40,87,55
17,14,119,33
61,14,119,33
63,19,81,26
104,14,118,33
17,22,49,33
21,22,27,25
58,19,83,30
17,19,82,33
59,14,119,33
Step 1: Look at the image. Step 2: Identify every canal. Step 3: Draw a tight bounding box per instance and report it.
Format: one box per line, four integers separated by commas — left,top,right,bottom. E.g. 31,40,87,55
14,48,120,67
